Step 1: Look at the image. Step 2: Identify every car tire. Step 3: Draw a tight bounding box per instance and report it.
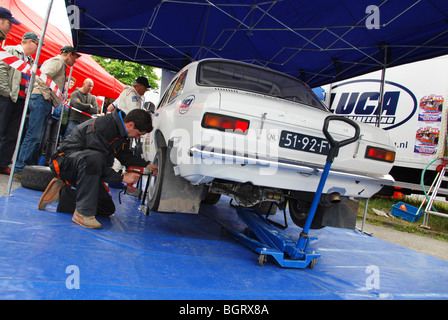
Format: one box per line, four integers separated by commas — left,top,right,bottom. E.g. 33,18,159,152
288,198,324,229
21,165,55,191
147,147,166,212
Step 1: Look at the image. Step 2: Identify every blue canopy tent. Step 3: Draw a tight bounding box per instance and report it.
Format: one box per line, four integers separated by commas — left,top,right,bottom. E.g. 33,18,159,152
65,0,448,88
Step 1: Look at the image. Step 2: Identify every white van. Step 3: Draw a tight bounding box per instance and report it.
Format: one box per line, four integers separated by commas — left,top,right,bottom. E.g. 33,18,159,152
325,55,448,197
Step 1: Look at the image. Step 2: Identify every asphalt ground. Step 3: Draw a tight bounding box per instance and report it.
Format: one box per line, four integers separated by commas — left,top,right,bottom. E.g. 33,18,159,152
1,172,447,262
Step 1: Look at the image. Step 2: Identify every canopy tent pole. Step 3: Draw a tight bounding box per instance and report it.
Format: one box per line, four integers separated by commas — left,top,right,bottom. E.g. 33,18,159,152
375,44,388,128
375,65,386,127
6,0,54,196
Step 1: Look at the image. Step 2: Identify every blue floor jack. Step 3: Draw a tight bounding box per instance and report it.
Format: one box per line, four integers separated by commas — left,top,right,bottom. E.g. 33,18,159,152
223,115,360,268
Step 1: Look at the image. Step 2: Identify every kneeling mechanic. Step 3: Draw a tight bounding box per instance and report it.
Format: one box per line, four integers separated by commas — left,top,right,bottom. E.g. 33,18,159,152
38,108,158,229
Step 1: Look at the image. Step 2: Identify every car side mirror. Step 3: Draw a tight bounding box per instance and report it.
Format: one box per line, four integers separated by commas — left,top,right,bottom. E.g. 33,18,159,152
144,101,156,114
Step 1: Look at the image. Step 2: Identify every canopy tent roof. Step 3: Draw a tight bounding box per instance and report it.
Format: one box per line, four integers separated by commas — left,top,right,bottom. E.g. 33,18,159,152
1,0,124,98
66,0,448,88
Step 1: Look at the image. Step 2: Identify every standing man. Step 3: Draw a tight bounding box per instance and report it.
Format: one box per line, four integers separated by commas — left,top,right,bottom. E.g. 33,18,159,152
106,76,150,114
38,109,158,229
14,46,80,179
64,78,99,138
0,32,39,175
0,7,20,41
59,77,76,137
41,77,81,166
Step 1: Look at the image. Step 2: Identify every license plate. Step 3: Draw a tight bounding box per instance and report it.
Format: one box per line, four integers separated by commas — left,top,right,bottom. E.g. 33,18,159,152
279,130,330,155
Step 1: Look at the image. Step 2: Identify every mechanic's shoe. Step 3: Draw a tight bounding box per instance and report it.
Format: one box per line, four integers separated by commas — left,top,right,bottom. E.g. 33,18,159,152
72,210,102,229
38,178,65,210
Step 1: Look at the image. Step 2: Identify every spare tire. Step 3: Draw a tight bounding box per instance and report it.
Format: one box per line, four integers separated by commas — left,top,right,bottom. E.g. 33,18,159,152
21,165,55,191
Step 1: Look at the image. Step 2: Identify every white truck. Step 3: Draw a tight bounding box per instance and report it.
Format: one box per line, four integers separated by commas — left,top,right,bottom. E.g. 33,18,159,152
325,54,448,197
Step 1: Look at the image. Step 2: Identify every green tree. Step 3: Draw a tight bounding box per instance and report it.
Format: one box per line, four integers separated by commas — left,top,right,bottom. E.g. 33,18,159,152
92,56,159,91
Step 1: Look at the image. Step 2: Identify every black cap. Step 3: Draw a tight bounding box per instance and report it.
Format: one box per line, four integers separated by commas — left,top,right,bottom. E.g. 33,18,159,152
0,7,20,24
23,32,44,45
135,76,151,89
61,45,81,57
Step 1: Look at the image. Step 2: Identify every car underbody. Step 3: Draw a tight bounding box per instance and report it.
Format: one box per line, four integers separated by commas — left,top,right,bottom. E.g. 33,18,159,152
204,178,359,230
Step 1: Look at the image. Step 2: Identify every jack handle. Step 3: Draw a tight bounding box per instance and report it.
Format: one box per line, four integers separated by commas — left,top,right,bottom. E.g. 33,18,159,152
322,115,360,163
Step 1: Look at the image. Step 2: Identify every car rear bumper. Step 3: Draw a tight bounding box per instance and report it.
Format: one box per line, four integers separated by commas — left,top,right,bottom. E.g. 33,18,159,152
189,146,394,184
185,145,394,197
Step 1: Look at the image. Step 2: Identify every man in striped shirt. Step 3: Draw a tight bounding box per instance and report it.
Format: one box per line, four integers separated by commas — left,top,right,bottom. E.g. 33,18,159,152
0,32,39,175
13,46,79,178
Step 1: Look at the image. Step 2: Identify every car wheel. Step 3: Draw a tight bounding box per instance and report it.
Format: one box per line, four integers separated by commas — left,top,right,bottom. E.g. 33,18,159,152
21,165,55,191
147,147,165,212
288,198,324,229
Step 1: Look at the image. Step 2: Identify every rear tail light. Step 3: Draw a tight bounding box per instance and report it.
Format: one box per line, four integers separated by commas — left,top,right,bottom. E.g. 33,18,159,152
202,113,250,134
365,146,395,163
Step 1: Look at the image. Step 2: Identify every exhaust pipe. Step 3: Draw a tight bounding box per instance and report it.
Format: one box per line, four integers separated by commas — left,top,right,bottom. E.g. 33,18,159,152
320,192,341,206
329,192,341,203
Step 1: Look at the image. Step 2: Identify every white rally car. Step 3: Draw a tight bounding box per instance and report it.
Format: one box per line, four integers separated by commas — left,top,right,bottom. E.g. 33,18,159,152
142,59,395,229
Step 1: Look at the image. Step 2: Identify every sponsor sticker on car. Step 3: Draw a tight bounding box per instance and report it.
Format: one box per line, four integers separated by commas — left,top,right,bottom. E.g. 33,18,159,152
179,95,195,114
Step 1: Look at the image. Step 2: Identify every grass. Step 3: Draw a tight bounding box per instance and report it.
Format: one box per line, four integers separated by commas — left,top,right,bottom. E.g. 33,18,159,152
357,194,448,242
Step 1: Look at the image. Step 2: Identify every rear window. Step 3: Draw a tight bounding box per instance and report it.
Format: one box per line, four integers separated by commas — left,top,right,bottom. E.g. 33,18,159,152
197,60,327,111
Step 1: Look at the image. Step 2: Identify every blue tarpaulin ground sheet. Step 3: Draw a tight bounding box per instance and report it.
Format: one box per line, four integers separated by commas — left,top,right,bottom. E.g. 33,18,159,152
0,186,447,300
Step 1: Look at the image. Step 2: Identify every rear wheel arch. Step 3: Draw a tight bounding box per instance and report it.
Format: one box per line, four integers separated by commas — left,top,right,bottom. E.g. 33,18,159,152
154,130,167,150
